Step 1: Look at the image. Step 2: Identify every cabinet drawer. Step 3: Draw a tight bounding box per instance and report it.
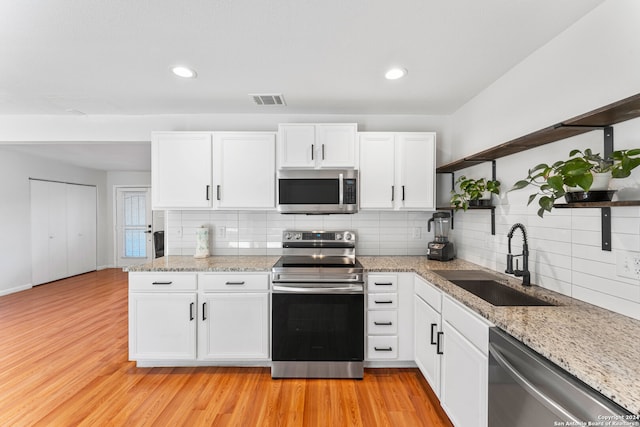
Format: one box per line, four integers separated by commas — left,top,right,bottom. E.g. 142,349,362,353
415,276,442,312
442,295,491,355
367,310,398,335
198,273,269,291
367,293,398,310
129,273,197,291
367,274,398,292
367,336,398,359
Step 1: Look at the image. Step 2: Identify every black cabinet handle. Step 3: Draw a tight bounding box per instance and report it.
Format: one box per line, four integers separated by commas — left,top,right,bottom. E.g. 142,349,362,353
374,321,393,326
202,302,207,321
322,144,325,160
374,347,393,352
311,144,314,160
189,302,195,321
152,281,172,285
225,281,246,285
436,331,444,355
206,185,210,201
374,282,393,286
391,186,394,201
216,185,221,201
402,185,405,201
374,300,393,304
430,323,438,345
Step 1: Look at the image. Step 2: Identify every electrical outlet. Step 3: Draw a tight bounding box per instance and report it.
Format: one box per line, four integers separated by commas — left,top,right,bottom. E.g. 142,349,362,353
616,251,640,279
412,227,421,239
217,226,226,238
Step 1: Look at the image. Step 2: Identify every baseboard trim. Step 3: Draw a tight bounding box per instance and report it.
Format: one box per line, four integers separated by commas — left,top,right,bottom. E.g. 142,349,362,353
0,283,33,297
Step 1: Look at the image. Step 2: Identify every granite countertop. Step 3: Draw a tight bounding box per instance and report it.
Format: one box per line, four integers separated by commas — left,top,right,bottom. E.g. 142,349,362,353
125,255,640,414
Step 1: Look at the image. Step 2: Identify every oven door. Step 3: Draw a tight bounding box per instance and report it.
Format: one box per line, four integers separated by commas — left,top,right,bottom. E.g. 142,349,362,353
272,292,364,362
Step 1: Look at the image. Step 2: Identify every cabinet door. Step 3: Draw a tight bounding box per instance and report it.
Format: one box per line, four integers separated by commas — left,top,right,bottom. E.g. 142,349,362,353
214,132,276,209
440,321,488,427
359,133,395,209
151,132,213,209
316,124,357,168
397,133,436,210
414,296,441,397
129,292,197,360
278,124,316,168
199,293,269,360
66,184,97,276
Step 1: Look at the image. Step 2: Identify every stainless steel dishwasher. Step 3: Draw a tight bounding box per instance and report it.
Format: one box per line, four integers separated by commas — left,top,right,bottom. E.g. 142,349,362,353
489,328,638,426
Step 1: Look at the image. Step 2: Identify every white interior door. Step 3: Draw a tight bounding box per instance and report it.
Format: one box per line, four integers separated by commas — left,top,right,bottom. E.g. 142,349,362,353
116,187,153,267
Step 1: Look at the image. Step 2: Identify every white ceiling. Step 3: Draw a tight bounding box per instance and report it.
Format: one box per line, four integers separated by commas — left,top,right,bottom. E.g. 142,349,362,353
0,0,605,170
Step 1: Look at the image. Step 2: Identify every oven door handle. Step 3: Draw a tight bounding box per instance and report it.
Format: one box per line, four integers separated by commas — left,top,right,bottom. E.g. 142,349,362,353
272,285,364,294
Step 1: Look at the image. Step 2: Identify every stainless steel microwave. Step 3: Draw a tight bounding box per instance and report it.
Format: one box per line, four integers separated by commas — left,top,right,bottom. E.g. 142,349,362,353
277,169,358,214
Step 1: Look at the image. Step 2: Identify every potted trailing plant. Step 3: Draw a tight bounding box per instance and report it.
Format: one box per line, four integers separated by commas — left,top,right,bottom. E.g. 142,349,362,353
450,176,501,211
512,148,640,217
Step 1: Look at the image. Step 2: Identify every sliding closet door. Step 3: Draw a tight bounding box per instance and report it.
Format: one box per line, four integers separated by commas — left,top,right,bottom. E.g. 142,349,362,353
67,184,97,276
31,180,97,286
31,180,68,285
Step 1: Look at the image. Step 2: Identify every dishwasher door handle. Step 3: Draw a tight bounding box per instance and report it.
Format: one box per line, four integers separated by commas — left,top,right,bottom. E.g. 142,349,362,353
488,343,581,423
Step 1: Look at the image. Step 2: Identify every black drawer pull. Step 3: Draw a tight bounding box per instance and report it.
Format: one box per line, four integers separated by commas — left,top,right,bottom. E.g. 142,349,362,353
152,281,173,285
189,302,195,321
374,282,393,286
374,346,393,352
374,300,394,304
225,281,246,285
202,302,207,321
374,321,393,326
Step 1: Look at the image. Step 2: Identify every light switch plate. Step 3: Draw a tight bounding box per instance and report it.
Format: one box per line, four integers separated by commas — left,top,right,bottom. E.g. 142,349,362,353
615,251,640,279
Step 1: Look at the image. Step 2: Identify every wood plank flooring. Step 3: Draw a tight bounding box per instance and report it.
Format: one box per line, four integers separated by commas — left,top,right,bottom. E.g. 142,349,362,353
0,269,453,426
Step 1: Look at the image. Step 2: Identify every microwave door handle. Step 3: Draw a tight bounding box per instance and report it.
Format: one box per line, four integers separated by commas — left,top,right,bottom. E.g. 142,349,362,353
339,173,344,205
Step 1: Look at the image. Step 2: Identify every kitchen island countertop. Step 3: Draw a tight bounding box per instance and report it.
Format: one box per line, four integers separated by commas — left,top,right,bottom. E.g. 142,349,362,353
125,255,640,414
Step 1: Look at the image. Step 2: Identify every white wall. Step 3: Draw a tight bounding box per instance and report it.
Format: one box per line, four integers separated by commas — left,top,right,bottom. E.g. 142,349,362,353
448,0,640,319
0,148,108,295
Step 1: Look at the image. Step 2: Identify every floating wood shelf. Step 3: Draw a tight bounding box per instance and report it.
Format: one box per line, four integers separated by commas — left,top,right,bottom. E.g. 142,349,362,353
436,92,640,251
553,200,640,208
436,92,640,174
436,205,495,211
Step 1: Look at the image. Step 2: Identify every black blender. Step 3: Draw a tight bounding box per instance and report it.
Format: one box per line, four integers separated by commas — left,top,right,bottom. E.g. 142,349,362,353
427,212,455,261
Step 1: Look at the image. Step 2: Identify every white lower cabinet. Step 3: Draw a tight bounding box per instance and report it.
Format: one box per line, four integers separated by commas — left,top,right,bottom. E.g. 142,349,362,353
128,273,198,361
198,291,269,360
197,273,270,361
414,278,491,427
414,276,442,396
366,273,414,362
128,272,269,365
440,295,490,427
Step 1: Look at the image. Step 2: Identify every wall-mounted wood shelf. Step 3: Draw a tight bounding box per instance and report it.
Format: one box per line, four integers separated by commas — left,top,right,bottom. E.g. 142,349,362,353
436,92,640,251
436,92,640,174
553,200,640,208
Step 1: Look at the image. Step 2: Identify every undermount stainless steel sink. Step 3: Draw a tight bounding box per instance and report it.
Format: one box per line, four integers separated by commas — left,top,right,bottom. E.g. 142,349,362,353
432,270,555,307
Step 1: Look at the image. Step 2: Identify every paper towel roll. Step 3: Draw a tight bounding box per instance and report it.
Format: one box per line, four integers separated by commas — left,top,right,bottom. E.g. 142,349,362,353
194,226,210,258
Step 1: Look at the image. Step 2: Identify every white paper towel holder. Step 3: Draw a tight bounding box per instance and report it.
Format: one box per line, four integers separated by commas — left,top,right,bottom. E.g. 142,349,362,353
194,225,210,258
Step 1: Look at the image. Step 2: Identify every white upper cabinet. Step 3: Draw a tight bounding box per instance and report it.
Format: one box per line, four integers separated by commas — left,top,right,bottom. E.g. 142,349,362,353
278,123,357,169
151,132,213,209
359,132,436,210
213,132,276,209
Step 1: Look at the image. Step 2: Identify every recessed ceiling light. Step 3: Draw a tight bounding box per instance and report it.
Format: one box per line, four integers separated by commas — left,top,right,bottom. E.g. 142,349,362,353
385,67,407,80
171,66,197,79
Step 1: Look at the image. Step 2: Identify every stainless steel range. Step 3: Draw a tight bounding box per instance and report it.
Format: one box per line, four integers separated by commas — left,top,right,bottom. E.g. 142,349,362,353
271,230,365,379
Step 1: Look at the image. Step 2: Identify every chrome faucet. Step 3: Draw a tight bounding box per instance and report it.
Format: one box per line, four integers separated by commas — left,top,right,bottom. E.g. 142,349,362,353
505,223,531,286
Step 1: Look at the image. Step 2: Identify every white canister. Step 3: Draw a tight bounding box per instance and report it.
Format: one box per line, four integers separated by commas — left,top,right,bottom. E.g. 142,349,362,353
194,226,210,258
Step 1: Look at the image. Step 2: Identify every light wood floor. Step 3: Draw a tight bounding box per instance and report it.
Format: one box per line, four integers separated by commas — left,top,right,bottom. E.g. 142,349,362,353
0,269,453,426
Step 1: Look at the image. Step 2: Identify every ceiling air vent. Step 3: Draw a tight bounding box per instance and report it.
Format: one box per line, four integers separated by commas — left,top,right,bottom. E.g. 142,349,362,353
250,93,286,106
